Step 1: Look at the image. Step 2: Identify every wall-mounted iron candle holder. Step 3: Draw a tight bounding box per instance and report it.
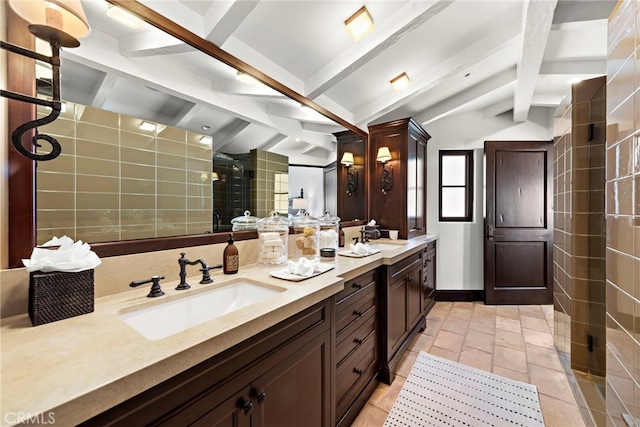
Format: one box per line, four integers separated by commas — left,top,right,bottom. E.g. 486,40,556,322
340,152,358,197
1,0,90,161
377,146,393,195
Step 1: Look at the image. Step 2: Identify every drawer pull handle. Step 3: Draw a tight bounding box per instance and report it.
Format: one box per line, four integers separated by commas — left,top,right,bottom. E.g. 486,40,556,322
353,310,362,317
352,283,362,290
407,276,413,282
238,399,253,415
353,368,363,376
252,389,267,404
353,337,363,345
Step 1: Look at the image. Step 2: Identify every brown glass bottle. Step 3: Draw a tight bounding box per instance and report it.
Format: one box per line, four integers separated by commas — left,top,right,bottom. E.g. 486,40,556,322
338,224,345,247
223,233,239,274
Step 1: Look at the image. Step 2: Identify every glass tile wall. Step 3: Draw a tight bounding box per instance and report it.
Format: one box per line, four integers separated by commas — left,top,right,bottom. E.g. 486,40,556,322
553,76,607,376
250,149,288,218
35,102,212,244
605,1,640,424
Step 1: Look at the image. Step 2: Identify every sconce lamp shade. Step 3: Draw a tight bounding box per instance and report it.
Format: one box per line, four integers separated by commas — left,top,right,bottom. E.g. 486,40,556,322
340,152,355,166
292,198,308,210
212,172,220,181
9,0,91,45
376,146,392,163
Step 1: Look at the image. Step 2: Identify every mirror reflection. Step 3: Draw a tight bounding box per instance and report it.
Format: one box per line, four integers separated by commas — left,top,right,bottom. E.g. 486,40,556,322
32,0,344,244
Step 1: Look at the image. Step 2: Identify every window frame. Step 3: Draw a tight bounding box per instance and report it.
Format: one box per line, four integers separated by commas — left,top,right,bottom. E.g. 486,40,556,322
438,150,474,222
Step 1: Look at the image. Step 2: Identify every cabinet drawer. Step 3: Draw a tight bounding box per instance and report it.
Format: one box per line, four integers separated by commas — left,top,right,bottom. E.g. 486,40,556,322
388,252,421,279
335,281,376,334
335,270,376,303
336,308,376,364
336,328,377,405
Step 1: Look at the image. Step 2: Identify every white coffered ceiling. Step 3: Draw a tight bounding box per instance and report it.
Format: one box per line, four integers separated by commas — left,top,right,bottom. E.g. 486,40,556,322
57,0,614,165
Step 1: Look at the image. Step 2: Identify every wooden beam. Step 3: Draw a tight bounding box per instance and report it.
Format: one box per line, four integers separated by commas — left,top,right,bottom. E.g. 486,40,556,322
513,0,558,122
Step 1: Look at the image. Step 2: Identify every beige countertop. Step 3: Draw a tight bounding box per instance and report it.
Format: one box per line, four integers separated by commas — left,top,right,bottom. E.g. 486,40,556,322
0,235,436,426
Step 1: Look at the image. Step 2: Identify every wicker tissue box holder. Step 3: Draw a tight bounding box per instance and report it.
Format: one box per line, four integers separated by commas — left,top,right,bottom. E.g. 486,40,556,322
28,269,95,326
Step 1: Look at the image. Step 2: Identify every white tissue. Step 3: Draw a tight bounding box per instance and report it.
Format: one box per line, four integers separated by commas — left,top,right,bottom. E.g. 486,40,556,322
286,257,319,277
349,242,373,255
367,219,376,226
22,236,102,273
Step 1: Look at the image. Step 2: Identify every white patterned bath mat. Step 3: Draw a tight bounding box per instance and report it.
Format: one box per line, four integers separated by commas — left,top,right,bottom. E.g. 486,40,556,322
384,351,544,426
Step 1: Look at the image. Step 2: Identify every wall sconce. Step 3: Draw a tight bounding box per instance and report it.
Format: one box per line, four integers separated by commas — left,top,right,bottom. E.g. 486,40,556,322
377,146,393,195
292,188,308,212
340,152,358,197
1,0,90,161
212,172,220,182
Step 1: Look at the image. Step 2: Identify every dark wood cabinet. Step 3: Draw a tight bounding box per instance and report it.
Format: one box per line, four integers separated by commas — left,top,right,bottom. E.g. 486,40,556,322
81,299,334,427
379,252,425,384
368,118,430,240
334,270,379,427
422,241,436,314
335,130,367,222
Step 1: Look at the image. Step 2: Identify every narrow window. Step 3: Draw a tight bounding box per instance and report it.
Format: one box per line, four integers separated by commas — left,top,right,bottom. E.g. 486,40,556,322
439,150,473,222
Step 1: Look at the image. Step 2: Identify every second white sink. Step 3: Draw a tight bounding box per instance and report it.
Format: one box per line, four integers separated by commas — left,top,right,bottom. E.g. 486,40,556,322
119,280,286,340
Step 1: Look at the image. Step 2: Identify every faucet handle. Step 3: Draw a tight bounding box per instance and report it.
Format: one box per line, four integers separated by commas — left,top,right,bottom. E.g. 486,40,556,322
130,275,165,298
352,237,360,244
199,264,222,284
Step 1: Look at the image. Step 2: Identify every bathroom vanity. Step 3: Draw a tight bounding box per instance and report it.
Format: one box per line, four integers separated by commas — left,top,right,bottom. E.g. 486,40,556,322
1,236,437,427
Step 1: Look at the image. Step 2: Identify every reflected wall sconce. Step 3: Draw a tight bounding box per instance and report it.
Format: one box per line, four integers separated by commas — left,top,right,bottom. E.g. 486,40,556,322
212,172,220,181
292,188,308,212
340,152,358,197
1,0,90,161
377,146,393,195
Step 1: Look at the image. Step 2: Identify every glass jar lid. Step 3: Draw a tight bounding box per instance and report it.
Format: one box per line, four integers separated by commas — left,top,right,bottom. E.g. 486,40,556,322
292,211,319,229
257,211,290,231
318,211,341,226
231,210,259,230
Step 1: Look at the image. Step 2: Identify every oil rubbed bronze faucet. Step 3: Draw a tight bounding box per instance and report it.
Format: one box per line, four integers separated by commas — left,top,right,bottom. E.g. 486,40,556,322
130,275,165,298
177,252,221,290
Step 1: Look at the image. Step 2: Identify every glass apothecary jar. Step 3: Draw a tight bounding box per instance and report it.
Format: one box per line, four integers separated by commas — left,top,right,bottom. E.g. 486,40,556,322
292,211,320,260
231,210,259,231
257,211,289,266
318,211,341,251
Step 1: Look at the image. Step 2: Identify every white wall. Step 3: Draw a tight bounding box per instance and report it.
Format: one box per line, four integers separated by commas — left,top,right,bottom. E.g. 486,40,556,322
426,107,554,291
288,166,325,218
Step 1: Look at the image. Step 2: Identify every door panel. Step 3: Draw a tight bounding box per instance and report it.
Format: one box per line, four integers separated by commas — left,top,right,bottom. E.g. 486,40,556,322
485,140,553,305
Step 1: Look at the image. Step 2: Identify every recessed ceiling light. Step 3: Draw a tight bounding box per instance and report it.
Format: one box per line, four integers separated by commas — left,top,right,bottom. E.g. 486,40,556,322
201,125,211,131
139,121,156,132
464,73,471,78
236,70,258,85
345,6,374,41
390,72,410,91
199,135,213,146
106,4,144,29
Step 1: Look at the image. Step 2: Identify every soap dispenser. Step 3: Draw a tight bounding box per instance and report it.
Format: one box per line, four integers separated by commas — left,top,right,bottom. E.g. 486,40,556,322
223,233,239,274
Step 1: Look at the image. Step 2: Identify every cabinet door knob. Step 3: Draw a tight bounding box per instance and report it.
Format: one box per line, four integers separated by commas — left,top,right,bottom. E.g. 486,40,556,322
252,389,267,404
353,337,363,345
353,368,363,376
237,399,253,415
353,310,362,317
352,282,362,290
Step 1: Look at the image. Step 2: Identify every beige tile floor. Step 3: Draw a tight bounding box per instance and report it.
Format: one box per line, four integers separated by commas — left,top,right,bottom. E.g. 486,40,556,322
352,301,586,427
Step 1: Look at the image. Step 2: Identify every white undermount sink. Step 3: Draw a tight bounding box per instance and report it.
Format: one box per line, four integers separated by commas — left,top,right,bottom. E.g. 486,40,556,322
372,242,406,251
118,279,286,340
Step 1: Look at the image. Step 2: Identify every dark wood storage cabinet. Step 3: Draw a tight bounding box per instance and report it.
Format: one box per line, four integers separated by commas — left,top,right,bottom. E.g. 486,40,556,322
81,299,334,427
422,241,436,314
335,130,367,222
379,252,426,384
334,270,379,427
368,118,430,240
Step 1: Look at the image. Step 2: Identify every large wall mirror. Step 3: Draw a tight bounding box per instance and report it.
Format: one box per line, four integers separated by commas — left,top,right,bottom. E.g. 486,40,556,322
7,0,366,262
